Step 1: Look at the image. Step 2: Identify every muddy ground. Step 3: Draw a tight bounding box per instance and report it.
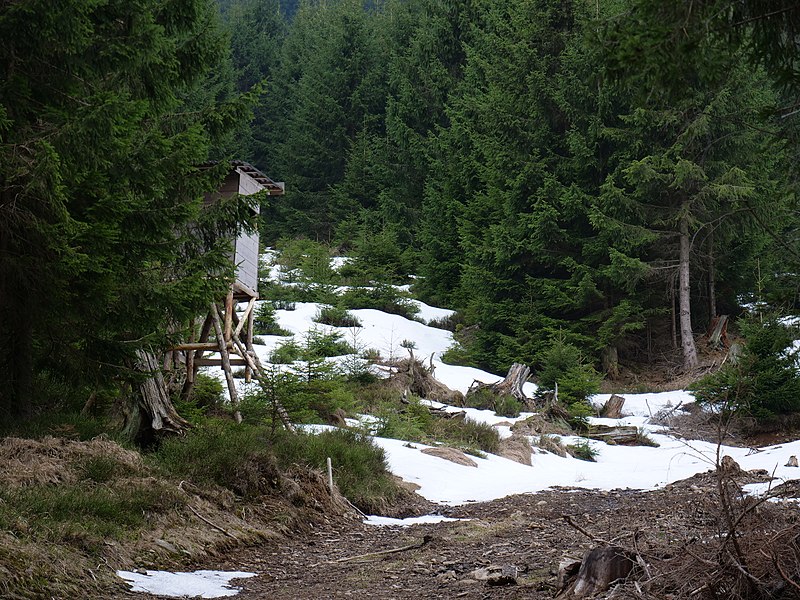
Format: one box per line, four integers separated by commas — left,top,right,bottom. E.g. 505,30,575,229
121,465,799,600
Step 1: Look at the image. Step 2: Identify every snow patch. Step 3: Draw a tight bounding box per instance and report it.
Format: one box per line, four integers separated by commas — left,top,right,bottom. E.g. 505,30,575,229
117,570,256,598
363,514,466,527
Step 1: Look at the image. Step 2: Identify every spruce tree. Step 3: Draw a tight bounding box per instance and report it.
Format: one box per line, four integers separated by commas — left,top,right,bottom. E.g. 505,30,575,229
600,36,789,370
264,0,387,243
0,0,258,416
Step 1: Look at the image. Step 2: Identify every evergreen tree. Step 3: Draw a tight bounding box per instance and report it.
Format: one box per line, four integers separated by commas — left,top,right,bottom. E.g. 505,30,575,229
378,0,475,249
426,0,648,372
0,0,258,416
600,29,790,369
263,0,387,243
223,0,287,166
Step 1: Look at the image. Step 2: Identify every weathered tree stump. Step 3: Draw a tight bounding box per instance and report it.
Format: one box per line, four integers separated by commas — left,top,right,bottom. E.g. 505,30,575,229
557,546,636,598
600,394,625,419
466,363,530,406
128,349,190,441
706,315,729,350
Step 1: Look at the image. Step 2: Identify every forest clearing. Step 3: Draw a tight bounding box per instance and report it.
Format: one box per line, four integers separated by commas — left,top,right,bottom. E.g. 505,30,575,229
4,250,800,599
3,1,800,598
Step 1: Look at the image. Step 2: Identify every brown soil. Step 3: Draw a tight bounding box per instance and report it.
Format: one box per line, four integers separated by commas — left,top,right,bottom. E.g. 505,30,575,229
115,468,800,600
599,338,733,395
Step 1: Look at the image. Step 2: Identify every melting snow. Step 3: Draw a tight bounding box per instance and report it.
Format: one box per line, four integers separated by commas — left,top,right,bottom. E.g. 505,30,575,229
207,252,800,508
116,570,255,598
363,514,466,527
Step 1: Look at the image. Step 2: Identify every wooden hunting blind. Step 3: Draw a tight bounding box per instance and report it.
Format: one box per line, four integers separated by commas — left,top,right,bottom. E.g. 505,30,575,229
171,161,288,424
214,160,284,297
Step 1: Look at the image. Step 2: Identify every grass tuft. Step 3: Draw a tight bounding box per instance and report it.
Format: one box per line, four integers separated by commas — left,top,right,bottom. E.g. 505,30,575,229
272,429,399,514
150,420,278,498
0,481,184,545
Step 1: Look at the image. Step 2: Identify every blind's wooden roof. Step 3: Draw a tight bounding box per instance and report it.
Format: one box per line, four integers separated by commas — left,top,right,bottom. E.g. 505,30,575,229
232,160,285,195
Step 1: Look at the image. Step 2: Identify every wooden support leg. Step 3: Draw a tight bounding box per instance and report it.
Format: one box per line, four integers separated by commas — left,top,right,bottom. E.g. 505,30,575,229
180,314,213,404
246,303,255,383
211,302,241,424
224,289,234,342
229,330,295,433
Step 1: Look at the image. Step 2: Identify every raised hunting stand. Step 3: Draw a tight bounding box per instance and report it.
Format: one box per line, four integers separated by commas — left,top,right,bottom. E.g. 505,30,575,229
172,161,287,424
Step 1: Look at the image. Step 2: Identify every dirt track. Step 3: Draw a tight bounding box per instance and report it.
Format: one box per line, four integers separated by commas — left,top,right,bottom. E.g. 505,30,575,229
125,470,775,600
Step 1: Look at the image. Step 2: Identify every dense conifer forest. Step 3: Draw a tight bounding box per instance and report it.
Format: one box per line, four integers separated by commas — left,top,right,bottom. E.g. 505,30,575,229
1,0,799,417
4,5,800,597
222,0,800,375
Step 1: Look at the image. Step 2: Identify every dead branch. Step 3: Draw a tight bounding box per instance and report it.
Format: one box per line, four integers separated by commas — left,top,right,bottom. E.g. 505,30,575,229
187,505,236,539
562,515,611,545
773,555,800,593
316,535,433,566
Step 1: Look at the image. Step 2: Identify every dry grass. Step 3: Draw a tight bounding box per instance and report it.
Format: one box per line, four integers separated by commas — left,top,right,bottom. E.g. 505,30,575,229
498,433,533,465
0,432,360,599
512,413,573,436
0,436,142,488
534,434,568,457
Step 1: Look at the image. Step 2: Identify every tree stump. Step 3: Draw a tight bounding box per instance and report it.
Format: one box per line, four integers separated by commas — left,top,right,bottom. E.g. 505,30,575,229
129,349,189,441
557,546,636,598
706,315,729,350
388,355,463,405
466,363,530,406
600,394,625,419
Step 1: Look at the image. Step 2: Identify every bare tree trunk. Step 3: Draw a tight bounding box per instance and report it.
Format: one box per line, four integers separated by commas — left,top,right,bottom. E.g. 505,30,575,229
601,346,619,380
670,274,678,350
679,210,699,370
0,223,33,415
708,228,717,320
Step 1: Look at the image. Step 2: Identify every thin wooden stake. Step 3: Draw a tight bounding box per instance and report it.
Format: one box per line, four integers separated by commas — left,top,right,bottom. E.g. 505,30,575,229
327,457,334,493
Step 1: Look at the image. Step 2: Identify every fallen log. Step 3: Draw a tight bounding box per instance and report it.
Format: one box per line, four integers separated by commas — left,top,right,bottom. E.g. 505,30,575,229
584,424,648,446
